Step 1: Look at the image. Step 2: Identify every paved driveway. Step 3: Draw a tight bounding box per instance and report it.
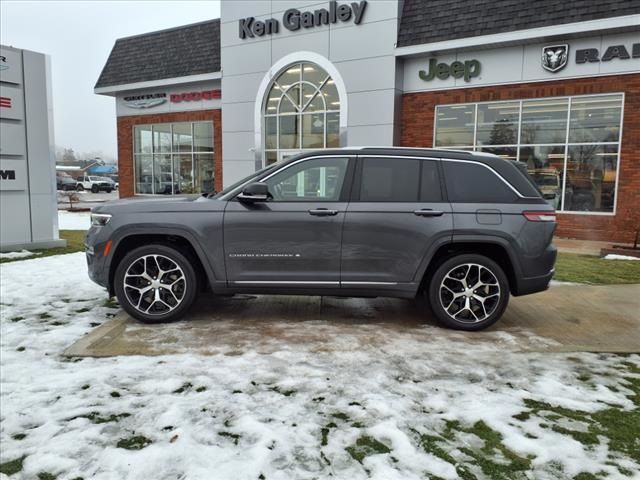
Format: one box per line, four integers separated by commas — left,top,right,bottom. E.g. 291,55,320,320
65,283,640,357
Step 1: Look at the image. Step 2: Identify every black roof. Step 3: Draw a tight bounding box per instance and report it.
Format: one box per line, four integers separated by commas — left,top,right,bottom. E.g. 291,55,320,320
397,0,640,48
95,19,220,89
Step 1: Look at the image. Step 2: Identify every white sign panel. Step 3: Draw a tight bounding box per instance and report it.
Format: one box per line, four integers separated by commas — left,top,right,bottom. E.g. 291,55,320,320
116,82,222,116
0,84,24,121
403,32,640,93
0,47,23,85
0,122,26,156
0,159,27,191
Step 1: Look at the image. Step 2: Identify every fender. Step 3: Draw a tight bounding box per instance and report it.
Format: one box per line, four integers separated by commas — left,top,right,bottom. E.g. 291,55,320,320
412,231,455,284
107,224,222,293
414,233,525,289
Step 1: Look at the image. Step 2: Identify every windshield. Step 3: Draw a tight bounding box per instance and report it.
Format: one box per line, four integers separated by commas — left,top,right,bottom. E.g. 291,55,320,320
212,162,281,199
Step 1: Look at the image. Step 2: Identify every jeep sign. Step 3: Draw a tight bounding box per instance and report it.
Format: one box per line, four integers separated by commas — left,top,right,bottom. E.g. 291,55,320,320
419,58,481,83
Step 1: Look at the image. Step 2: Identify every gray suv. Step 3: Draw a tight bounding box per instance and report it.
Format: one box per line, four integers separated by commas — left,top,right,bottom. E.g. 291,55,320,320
86,148,557,331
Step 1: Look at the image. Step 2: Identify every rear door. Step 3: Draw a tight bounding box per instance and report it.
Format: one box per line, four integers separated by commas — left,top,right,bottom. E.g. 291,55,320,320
340,155,453,287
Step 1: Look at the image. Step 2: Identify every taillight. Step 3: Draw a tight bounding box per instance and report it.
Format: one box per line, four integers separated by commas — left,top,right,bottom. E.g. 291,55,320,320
523,211,557,222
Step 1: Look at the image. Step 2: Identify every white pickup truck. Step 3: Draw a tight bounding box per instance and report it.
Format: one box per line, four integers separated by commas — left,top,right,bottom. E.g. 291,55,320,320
76,175,115,193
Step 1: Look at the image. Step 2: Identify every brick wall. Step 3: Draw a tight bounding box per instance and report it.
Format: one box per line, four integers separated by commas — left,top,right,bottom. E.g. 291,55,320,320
400,74,640,243
116,109,222,198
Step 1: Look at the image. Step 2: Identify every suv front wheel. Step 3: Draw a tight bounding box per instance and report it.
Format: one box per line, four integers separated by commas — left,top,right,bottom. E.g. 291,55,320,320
428,254,509,331
114,244,198,323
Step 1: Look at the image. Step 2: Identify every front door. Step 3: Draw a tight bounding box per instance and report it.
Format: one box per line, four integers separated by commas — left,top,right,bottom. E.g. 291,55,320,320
224,155,353,286
341,156,453,286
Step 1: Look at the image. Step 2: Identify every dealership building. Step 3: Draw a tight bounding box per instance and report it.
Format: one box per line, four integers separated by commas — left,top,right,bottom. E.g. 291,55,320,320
95,0,640,242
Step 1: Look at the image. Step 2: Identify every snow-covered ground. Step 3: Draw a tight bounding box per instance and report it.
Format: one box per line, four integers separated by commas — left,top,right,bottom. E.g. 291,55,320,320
1,253,639,480
58,210,91,230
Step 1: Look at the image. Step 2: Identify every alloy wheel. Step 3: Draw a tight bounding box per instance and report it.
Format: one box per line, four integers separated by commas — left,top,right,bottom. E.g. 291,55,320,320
123,254,187,316
438,263,501,323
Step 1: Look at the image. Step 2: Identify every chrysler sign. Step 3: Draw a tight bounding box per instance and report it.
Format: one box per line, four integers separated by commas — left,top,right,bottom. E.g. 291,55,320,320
123,89,221,109
239,1,367,39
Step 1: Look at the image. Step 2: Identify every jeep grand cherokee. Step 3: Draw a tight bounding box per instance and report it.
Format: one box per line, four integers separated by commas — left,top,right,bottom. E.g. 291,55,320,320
85,148,557,331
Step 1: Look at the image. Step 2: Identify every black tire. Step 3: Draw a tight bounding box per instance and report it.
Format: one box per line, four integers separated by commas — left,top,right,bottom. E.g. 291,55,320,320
91,184,99,193
105,187,113,193
114,244,198,323
76,185,84,192
427,254,509,331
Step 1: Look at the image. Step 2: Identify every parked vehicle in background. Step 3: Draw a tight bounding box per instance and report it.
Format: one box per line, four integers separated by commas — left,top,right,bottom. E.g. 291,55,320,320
56,172,77,191
76,174,113,193
86,148,557,331
529,169,562,209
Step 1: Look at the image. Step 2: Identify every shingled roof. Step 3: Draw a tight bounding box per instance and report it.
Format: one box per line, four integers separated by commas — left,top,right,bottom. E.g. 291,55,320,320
397,0,640,48
95,19,220,89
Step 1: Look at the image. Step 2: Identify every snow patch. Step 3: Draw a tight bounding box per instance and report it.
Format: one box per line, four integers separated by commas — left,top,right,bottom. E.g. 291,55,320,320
604,253,640,261
0,249,40,259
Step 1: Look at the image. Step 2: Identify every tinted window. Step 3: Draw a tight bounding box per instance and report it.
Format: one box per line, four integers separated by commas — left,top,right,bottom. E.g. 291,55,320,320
360,158,420,202
420,161,442,202
443,161,517,203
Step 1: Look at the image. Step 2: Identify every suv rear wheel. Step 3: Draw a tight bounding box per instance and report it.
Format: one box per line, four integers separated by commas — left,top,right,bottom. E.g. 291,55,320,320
114,244,198,323
427,254,509,331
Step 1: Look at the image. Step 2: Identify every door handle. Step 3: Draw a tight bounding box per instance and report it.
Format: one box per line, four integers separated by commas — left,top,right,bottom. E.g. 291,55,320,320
308,208,339,216
413,209,444,217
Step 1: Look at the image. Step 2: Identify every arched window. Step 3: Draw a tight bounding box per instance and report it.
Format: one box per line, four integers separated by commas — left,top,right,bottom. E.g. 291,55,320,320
263,62,340,165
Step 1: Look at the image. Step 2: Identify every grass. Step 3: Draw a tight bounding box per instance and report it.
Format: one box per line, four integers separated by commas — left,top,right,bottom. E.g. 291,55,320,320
0,230,86,264
0,455,25,476
116,435,152,450
346,435,391,463
554,253,640,284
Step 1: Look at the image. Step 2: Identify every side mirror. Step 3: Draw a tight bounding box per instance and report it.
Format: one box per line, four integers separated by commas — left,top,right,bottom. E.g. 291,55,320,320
237,182,270,203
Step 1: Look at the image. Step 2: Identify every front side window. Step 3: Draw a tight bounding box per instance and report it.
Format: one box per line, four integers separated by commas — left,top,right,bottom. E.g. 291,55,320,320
133,121,214,195
434,93,623,213
264,157,348,202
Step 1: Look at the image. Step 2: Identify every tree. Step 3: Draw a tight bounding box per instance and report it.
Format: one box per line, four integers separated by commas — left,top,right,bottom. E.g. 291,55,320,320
62,148,77,163
59,191,80,210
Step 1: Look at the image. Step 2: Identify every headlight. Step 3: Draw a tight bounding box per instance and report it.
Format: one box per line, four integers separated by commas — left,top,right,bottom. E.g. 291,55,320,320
91,213,112,227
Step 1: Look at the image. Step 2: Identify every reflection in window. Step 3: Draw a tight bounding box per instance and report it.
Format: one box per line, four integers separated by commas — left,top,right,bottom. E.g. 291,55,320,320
433,94,623,213
476,102,519,146
263,62,340,164
520,98,568,145
133,121,214,195
565,144,618,212
434,105,474,147
265,157,348,201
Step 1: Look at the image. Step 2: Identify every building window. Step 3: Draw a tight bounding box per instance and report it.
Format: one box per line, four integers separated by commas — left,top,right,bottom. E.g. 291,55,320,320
264,62,340,166
434,94,623,213
133,121,214,195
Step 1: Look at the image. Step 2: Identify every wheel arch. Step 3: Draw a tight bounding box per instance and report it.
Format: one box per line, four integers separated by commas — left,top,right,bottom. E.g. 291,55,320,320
107,229,216,296
420,237,521,295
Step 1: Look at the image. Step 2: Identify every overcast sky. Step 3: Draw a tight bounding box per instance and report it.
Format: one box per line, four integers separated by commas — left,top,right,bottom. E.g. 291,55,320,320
1,0,221,160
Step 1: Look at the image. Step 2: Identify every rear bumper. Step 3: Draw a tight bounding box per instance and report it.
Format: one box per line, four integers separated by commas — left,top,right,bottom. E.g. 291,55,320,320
513,268,555,296
512,243,557,296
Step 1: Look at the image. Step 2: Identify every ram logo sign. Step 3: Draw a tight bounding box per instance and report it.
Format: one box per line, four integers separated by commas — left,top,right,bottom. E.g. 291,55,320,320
542,45,569,73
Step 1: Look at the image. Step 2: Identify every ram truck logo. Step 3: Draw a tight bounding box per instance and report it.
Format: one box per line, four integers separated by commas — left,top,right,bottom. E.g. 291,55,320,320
542,45,569,72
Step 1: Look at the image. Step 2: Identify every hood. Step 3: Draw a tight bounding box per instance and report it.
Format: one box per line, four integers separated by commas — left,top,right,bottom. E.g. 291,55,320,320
92,195,199,215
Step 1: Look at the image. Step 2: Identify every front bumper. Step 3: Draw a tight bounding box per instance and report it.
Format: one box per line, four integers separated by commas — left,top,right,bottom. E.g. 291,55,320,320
85,226,112,290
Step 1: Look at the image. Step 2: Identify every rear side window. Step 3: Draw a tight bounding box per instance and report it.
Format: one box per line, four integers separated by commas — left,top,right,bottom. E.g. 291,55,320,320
359,157,443,202
443,161,517,203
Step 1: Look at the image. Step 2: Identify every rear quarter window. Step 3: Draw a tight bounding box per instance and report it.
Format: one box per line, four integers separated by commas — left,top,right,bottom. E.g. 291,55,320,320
443,161,518,203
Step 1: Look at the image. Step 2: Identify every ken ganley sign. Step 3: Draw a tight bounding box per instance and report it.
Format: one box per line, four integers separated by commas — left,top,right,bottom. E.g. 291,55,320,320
239,1,367,39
